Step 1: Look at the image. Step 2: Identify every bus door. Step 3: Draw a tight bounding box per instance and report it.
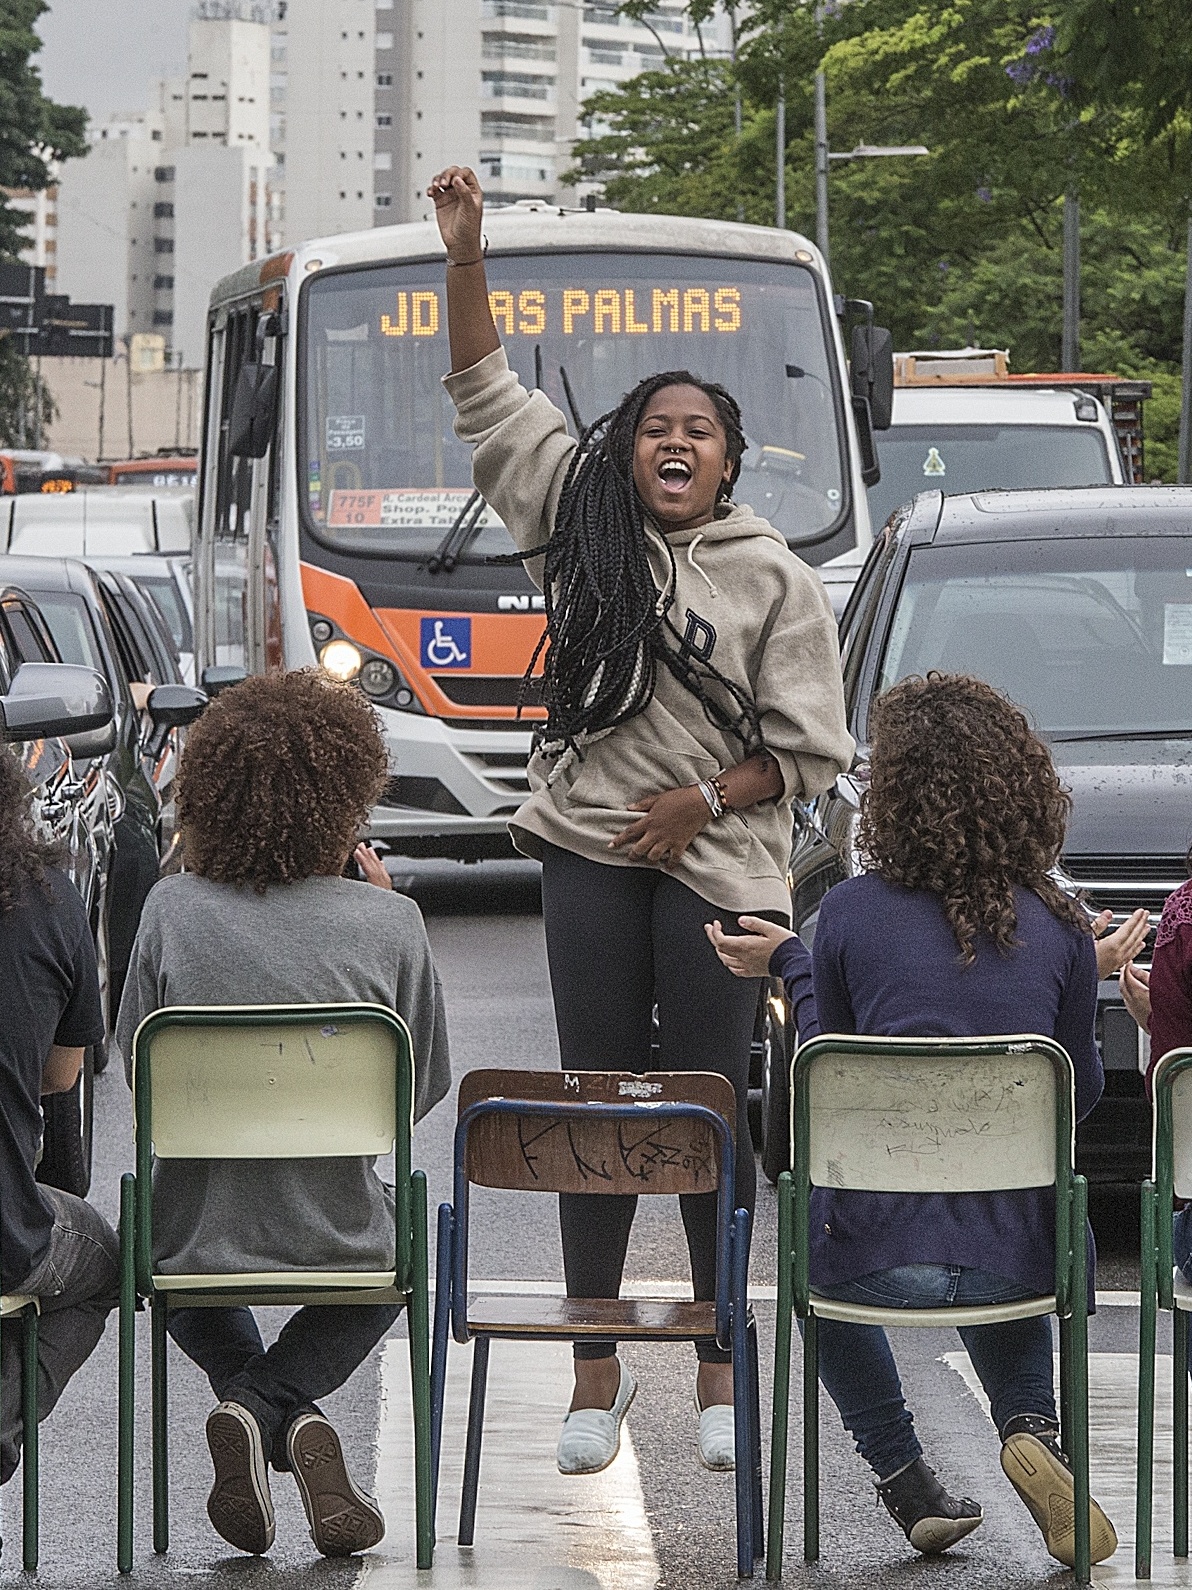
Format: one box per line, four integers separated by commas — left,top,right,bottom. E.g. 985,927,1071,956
196,299,281,677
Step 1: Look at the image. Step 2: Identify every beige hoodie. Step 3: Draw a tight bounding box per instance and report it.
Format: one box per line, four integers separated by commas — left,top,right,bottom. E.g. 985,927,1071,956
444,347,854,917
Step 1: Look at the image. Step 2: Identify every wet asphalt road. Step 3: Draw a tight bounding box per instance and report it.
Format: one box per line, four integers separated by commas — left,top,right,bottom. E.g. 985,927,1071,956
7,859,1153,1588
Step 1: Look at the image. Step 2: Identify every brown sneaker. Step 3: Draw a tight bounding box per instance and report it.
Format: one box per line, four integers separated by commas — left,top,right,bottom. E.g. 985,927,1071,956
205,1402,275,1555
286,1411,385,1557
1000,1415,1117,1567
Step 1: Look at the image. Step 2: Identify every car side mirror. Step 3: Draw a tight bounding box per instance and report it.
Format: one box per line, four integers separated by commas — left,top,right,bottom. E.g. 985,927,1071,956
851,325,894,431
200,664,248,697
147,684,208,729
228,362,279,459
0,662,113,743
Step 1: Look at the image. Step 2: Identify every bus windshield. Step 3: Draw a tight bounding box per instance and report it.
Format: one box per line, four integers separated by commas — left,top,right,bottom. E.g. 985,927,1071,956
300,252,846,560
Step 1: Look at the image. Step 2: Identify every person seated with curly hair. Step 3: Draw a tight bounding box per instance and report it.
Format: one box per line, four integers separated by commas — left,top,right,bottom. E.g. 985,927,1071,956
115,669,450,1561
710,674,1118,1570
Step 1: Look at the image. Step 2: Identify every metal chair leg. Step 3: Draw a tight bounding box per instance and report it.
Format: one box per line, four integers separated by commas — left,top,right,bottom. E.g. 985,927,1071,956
803,1311,820,1564
458,1335,490,1547
1070,1176,1091,1585
766,1172,794,1584
1177,1307,1189,1558
21,1306,37,1571
748,1316,764,1561
117,1174,136,1574
730,1211,753,1577
409,1170,435,1570
1137,1181,1157,1579
1058,1312,1073,1450
151,1293,169,1555
431,1202,454,1515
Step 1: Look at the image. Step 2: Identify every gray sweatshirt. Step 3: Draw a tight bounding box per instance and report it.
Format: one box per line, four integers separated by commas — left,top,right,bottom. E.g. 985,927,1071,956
444,346,855,917
115,873,450,1275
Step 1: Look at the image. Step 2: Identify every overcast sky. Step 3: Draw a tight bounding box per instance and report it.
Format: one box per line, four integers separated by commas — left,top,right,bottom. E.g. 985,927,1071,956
36,0,191,126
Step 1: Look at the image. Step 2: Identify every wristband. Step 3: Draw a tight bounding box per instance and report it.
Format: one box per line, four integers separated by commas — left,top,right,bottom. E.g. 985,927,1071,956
447,235,489,267
711,774,732,814
697,779,723,819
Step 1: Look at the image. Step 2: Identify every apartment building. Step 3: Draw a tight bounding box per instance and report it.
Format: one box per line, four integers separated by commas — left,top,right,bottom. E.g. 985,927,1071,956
376,1,731,224
55,0,272,368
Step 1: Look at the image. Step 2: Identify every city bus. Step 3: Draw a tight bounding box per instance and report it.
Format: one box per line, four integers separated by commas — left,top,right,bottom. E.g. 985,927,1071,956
193,208,889,859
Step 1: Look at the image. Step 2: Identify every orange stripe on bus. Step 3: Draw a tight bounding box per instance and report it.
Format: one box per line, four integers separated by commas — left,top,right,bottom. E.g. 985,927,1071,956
299,562,548,721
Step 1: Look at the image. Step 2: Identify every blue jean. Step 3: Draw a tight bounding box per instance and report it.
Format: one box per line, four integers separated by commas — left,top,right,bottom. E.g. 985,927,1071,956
809,1265,1058,1482
168,1302,400,1470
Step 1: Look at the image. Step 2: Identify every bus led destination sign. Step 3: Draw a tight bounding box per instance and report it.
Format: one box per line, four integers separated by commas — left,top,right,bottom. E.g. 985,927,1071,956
379,284,743,339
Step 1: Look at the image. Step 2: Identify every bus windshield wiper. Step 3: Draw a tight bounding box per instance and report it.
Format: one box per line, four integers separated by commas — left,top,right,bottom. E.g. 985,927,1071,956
559,365,584,434
428,489,487,573
1049,728,1192,744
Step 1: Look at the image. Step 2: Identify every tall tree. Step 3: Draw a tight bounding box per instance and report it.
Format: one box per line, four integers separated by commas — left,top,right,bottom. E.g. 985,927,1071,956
566,0,1188,476
0,0,87,445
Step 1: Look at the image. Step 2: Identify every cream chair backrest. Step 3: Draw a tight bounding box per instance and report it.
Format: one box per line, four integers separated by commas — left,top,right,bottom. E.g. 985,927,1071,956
1167,1061,1192,1201
140,1008,404,1160
802,1036,1067,1194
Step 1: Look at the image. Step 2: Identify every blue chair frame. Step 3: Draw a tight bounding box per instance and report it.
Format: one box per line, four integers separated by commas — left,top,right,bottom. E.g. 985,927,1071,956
431,1084,763,1577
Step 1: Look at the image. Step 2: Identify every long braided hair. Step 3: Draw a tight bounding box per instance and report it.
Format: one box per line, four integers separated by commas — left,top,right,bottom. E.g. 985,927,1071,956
516,371,766,759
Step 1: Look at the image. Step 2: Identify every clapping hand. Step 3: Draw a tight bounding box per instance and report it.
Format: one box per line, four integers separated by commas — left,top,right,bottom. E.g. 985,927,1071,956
1091,907,1149,980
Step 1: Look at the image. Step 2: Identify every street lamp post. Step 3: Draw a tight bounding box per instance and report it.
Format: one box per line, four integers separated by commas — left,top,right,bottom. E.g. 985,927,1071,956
817,141,930,267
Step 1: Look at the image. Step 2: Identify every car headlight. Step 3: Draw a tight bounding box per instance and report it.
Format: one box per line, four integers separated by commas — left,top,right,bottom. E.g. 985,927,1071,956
359,657,398,698
319,639,363,682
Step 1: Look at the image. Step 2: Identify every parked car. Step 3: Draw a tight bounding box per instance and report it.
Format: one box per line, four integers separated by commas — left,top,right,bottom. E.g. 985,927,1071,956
766,485,1192,1185
0,556,205,1065
93,567,195,867
85,554,195,682
0,583,116,1195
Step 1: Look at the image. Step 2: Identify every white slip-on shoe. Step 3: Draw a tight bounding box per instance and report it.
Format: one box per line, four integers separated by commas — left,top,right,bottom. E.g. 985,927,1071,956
694,1388,736,1472
556,1360,637,1475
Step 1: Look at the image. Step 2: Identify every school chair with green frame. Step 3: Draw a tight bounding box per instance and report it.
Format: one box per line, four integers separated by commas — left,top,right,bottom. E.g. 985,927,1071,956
115,1003,433,1573
767,1033,1094,1584
1136,1045,1192,1579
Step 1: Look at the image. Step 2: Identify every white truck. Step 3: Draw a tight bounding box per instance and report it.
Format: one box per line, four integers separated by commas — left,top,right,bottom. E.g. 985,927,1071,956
868,347,1150,528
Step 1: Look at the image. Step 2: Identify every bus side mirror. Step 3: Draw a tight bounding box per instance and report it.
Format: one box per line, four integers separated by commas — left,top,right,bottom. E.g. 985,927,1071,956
228,362,279,459
851,325,894,431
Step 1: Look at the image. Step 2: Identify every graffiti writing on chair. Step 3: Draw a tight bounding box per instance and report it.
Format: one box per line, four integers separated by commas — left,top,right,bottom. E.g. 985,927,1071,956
465,1111,720,1195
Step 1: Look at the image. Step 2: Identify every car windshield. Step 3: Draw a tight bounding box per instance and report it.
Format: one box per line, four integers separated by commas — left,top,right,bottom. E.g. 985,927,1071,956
868,424,1114,530
301,251,845,560
876,537,1192,738
32,591,108,676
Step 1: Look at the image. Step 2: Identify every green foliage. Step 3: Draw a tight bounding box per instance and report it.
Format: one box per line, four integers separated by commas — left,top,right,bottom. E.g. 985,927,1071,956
0,0,87,259
0,1,86,446
0,337,53,446
566,0,1190,479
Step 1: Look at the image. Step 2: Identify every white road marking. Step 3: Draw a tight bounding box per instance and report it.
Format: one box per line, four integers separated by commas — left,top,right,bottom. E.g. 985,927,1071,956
358,1337,660,1589
444,1279,1142,1306
945,1351,1192,1584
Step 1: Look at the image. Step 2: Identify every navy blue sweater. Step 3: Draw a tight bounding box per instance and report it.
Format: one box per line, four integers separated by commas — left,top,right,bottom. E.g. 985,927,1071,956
769,875,1102,1301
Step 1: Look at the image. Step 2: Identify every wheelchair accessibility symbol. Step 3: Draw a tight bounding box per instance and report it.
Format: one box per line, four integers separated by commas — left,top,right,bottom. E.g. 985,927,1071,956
420,615,471,669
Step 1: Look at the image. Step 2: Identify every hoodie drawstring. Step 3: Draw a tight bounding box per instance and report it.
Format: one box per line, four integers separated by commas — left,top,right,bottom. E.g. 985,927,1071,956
686,534,719,599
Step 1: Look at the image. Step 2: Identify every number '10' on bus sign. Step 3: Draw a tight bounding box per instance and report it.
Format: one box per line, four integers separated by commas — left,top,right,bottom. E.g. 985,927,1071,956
379,286,744,339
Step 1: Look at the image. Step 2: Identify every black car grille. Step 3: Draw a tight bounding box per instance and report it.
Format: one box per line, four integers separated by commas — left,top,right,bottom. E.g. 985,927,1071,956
1064,854,1186,883
379,776,468,817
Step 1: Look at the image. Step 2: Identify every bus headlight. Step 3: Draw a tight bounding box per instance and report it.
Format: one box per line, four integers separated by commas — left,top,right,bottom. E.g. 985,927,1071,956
359,658,398,698
319,639,363,681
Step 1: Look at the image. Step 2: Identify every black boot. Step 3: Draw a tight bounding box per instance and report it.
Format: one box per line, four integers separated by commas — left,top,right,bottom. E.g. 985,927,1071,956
876,1457,983,1554
1000,1414,1117,1567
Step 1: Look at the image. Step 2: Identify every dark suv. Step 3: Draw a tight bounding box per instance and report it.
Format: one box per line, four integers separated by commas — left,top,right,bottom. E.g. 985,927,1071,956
772,486,1192,1184
0,584,115,1194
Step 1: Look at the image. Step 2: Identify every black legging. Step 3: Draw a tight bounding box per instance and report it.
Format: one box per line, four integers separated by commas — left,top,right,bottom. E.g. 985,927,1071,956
540,842,764,1364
